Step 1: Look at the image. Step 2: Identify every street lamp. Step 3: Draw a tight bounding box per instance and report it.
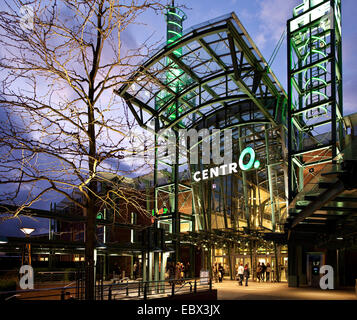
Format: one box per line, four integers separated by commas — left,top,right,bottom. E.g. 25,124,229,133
20,227,35,236
20,227,35,265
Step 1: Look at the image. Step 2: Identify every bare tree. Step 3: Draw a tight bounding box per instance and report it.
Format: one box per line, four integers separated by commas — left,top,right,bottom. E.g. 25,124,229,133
0,0,164,299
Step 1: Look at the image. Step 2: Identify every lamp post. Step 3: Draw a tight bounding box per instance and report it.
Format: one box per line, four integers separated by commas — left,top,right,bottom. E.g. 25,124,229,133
20,227,35,265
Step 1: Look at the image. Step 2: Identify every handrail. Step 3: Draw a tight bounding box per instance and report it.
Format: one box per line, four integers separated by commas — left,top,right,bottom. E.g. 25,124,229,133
0,277,212,300
174,280,192,293
4,294,20,301
65,281,76,288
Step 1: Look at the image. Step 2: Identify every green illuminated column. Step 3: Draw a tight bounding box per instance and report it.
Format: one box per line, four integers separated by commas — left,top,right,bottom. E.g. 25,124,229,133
160,253,166,293
265,125,276,232
142,251,147,282
287,0,343,201
238,128,250,229
154,252,159,292
148,252,153,293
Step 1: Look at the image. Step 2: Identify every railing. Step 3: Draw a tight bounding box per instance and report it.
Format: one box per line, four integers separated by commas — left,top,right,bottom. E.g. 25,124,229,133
0,269,85,301
103,278,212,301
0,277,212,301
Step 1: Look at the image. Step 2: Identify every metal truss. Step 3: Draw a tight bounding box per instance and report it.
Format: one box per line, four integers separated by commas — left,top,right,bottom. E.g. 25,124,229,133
116,10,288,267
287,0,343,201
116,12,286,132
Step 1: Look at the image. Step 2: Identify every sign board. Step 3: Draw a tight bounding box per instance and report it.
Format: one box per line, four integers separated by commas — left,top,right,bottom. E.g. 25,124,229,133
152,207,169,216
200,270,209,285
192,147,260,182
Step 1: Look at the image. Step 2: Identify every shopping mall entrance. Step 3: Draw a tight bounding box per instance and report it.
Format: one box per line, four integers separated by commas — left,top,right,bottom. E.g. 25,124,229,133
212,244,288,282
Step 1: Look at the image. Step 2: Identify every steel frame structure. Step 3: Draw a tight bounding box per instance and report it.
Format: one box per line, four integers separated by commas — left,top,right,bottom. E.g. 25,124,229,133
116,5,290,280
287,0,343,202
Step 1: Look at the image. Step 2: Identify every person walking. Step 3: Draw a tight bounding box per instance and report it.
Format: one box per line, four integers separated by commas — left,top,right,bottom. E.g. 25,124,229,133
244,264,250,286
237,263,244,286
185,262,190,278
261,262,266,282
180,263,184,281
212,262,218,283
218,263,224,282
175,262,181,281
266,263,272,282
256,263,262,282
167,262,175,284
133,261,138,280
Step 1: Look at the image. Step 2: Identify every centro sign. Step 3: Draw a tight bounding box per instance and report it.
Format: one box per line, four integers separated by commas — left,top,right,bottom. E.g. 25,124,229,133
193,147,260,182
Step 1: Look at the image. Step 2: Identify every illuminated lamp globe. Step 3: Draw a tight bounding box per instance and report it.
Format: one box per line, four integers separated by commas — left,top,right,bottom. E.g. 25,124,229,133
20,227,35,236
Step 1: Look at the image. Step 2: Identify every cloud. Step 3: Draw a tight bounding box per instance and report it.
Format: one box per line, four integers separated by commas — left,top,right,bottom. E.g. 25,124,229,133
256,0,297,48
255,33,267,49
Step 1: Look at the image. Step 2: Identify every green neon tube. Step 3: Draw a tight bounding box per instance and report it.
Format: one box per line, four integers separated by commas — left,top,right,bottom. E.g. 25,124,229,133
168,30,182,38
168,11,183,20
303,49,326,64
304,77,328,89
168,21,182,29
303,105,328,118
302,36,326,50
303,63,328,82
304,90,329,102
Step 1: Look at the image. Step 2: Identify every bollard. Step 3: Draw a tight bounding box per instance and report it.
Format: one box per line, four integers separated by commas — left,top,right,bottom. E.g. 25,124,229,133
61,289,65,300
209,278,212,291
190,281,192,293
194,279,197,293
171,282,175,296
144,283,147,300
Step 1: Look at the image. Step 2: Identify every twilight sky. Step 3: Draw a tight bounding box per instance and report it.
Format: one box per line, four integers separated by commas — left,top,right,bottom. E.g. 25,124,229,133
129,0,357,114
0,0,356,237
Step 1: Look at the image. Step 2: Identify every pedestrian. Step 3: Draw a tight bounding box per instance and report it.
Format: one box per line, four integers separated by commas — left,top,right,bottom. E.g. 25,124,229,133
133,261,138,280
168,262,175,284
244,264,250,286
266,263,272,282
185,262,190,278
256,263,262,282
260,262,267,282
180,262,184,280
218,263,224,282
237,263,244,286
175,262,181,280
213,262,219,283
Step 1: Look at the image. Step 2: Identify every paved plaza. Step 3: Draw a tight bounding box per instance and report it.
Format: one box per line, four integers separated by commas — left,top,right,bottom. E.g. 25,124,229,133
213,279,357,300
